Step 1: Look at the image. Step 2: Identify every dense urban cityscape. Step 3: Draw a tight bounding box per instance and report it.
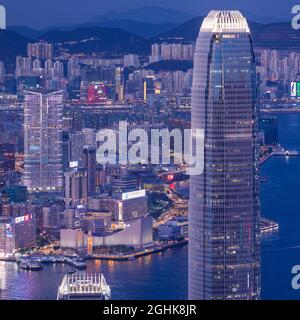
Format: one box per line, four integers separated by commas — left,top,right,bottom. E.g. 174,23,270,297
0,1,300,302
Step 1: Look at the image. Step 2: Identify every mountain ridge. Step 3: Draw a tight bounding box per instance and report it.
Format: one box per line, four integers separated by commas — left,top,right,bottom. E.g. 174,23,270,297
2,16,300,67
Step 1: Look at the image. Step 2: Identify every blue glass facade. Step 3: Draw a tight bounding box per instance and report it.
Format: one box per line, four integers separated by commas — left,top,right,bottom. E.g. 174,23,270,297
189,11,261,300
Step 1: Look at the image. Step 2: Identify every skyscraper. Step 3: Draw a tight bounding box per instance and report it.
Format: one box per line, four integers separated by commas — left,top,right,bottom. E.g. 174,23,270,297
65,168,88,208
83,146,96,195
23,90,63,191
0,61,5,84
27,41,54,60
189,11,261,300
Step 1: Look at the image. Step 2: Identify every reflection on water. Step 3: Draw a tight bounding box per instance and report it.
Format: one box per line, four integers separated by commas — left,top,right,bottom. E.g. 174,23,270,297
0,246,188,300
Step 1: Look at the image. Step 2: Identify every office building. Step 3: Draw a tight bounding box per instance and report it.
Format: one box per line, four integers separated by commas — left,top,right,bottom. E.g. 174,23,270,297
117,189,148,222
23,90,63,191
0,61,5,84
13,214,36,249
42,205,61,229
112,174,138,194
65,168,88,208
0,214,37,254
189,11,261,300
0,217,14,257
83,146,96,194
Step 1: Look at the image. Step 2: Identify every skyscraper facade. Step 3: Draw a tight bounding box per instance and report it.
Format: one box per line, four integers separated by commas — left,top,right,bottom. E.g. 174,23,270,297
0,61,5,84
65,168,88,208
24,90,63,191
83,146,96,195
189,11,261,300
27,42,54,60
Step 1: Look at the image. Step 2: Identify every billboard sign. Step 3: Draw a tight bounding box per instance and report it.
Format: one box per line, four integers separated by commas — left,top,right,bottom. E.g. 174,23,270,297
70,161,79,168
5,224,13,238
122,189,146,201
15,214,33,224
291,82,300,97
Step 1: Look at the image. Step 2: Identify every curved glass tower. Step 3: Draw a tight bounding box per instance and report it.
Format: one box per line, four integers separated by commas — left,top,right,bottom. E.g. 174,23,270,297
189,11,261,300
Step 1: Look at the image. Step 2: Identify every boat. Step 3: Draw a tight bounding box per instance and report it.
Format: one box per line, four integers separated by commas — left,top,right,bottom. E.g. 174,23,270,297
55,256,66,263
27,261,43,271
19,260,43,271
72,258,87,270
19,261,29,270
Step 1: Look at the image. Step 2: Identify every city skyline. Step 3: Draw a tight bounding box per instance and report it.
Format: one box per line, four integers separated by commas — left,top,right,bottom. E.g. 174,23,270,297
0,2,299,302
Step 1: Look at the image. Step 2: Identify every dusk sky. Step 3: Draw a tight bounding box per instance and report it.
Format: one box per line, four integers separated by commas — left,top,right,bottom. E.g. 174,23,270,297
1,0,299,28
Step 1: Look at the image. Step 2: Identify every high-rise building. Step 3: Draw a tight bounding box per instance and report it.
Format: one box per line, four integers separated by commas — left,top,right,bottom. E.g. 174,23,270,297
115,67,124,102
53,60,64,78
68,56,81,78
151,43,161,56
42,205,61,229
124,54,140,68
0,61,5,84
27,42,54,60
83,146,96,195
32,59,41,70
160,43,172,60
0,214,36,254
82,128,97,149
62,131,70,172
189,11,261,300
16,57,32,77
150,43,195,62
0,217,14,257
65,168,88,208
23,90,63,191
69,131,84,163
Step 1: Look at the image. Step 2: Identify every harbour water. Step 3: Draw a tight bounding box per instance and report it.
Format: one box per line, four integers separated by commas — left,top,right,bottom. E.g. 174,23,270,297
1,113,300,300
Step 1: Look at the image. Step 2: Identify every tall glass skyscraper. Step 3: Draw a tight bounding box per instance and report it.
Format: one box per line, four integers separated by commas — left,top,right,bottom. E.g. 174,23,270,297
24,90,63,191
189,11,261,300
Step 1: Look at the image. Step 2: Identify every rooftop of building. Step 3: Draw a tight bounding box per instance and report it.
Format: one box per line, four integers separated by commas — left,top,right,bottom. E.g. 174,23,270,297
200,10,250,34
57,273,111,300
24,89,64,95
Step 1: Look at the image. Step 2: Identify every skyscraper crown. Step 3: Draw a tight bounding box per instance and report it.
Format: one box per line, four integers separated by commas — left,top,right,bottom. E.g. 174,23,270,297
200,10,250,33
